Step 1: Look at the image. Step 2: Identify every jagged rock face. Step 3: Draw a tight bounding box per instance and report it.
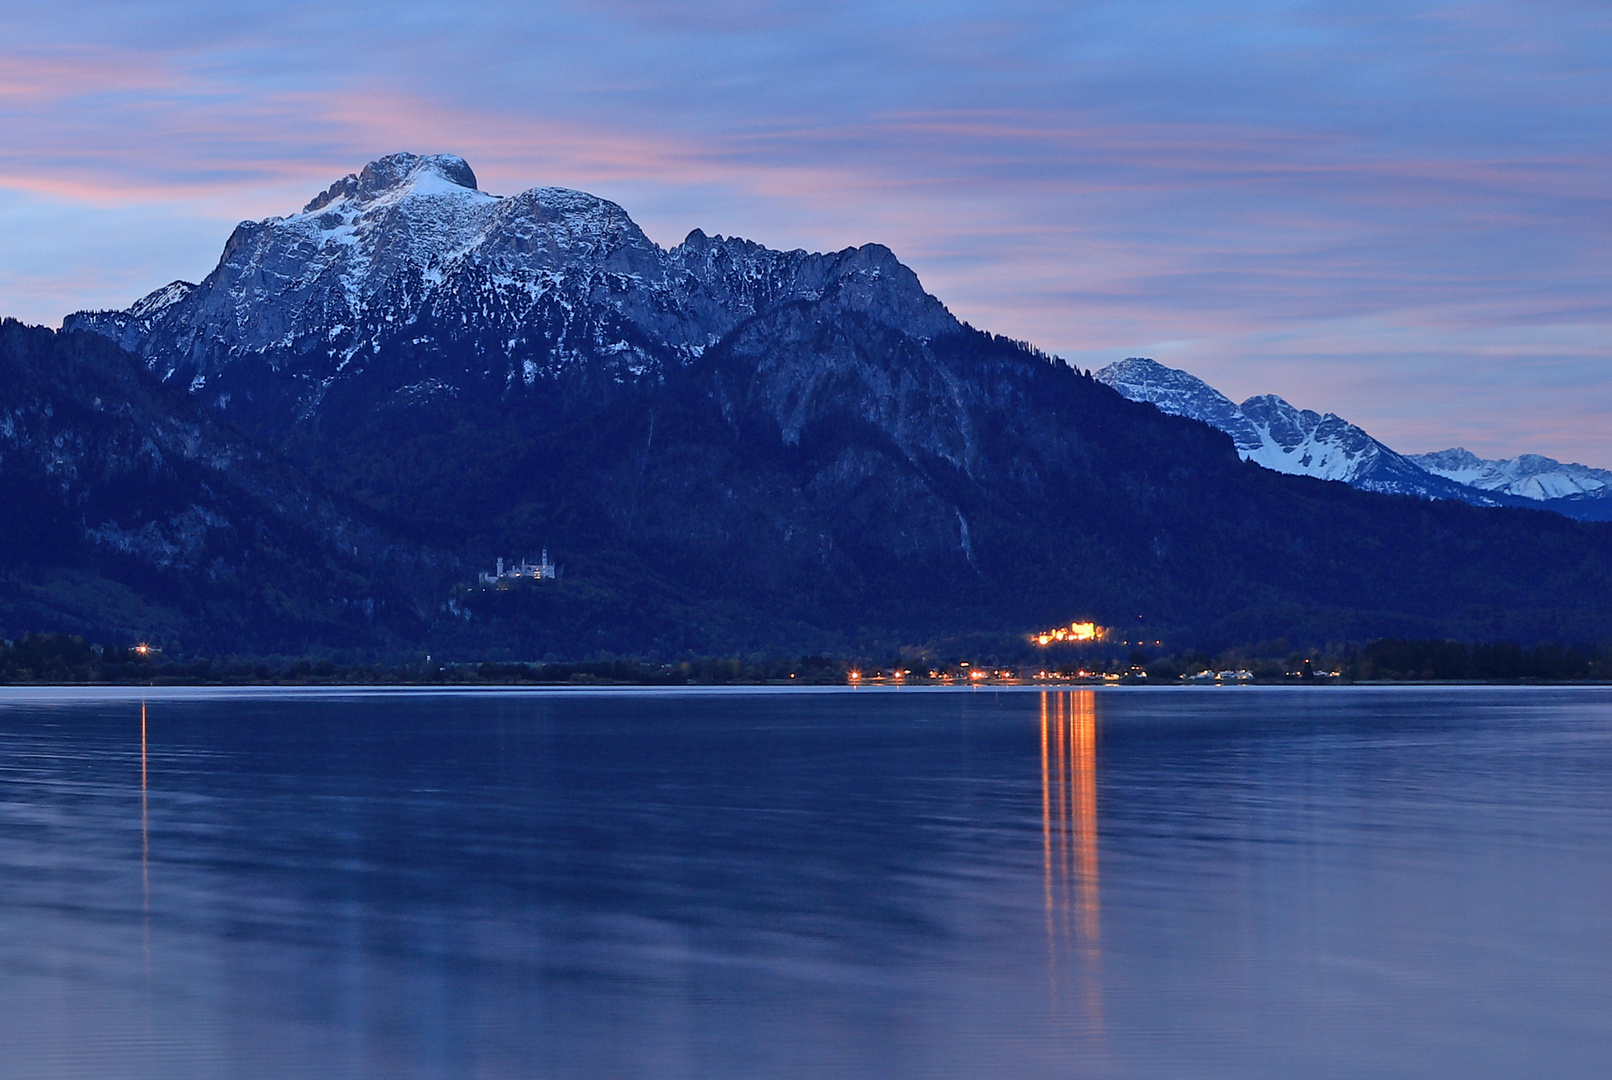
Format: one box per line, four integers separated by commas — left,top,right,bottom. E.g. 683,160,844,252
1092,356,1264,453
1232,393,1468,499
1096,357,1503,505
1095,357,1612,520
716,299,980,470
67,152,956,431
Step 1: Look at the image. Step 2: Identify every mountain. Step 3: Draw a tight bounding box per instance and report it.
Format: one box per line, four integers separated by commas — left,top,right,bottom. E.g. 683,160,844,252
0,319,441,653
48,152,1612,653
1410,449,1612,521
1093,357,1506,504
1094,356,1612,522
67,152,955,440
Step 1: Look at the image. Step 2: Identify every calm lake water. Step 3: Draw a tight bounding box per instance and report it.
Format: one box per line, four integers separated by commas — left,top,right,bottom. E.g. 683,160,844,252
2,685,1610,1079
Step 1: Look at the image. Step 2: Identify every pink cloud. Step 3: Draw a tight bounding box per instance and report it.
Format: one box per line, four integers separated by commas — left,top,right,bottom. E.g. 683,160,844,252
0,27,1608,463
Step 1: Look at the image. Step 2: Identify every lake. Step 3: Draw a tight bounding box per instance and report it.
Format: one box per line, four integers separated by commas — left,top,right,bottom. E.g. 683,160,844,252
2,685,1609,1078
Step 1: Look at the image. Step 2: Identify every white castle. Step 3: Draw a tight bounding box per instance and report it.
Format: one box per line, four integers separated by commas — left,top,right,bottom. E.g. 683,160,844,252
480,549,557,584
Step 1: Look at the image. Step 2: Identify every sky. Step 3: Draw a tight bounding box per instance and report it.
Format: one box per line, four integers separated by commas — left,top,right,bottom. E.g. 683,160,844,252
2,1,1609,463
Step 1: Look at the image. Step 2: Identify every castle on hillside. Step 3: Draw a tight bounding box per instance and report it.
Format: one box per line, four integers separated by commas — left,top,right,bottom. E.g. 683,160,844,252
479,549,557,584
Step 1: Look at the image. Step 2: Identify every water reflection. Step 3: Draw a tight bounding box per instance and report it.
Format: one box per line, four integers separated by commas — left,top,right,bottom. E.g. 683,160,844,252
141,701,150,963
3,688,1611,1078
140,700,148,881
1042,690,1101,1020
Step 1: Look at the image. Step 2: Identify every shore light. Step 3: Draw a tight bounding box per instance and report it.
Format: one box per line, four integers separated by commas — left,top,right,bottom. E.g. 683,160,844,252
1031,620,1104,646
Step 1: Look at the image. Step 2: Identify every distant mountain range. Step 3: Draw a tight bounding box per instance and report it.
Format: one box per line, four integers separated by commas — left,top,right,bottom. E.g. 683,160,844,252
1408,448,1612,514
1,152,1606,655
1096,357,1612,521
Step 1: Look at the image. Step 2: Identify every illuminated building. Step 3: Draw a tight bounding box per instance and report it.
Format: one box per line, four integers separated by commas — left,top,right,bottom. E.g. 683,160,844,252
479,549,557,584
1033,620,1106,646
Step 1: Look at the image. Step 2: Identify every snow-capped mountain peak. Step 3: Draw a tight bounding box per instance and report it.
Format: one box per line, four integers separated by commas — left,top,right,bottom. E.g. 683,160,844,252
301,152,484,213
1092,357,1263,452
125,279,195,319
1095,357,1500,503
1236,394,1384,484
65,152,958,428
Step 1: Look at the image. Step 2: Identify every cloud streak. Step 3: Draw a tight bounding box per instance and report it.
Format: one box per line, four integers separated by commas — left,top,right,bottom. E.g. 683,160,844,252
0,1,1609,461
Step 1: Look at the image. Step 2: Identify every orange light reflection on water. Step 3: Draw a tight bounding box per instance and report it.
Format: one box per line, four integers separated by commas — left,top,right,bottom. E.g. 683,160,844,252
141,700,150,970
140,700,148,886
1041,689,1102,1027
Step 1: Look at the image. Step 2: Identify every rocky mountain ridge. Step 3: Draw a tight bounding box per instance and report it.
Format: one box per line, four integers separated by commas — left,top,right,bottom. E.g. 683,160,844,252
1095,356,1610,519
1093,356,1474,499
67,152,956,435
1410,448,1612,510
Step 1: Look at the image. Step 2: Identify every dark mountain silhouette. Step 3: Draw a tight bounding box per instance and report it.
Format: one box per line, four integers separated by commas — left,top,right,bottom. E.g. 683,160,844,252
0,319,441,653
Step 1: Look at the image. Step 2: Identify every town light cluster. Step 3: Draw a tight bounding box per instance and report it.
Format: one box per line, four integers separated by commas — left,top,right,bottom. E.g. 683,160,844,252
1033,621,1105,646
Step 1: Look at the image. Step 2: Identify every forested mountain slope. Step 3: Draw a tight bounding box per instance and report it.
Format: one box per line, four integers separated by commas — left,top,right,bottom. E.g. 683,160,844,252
0,320,439,653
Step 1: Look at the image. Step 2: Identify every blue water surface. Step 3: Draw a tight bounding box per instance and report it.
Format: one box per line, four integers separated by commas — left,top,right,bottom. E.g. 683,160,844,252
1,685,1609,1079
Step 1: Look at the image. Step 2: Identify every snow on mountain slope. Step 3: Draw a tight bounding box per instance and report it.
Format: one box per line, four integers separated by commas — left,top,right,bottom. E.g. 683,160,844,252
66,152,957,427
1409,448,1612,502
1093,357,1488,501
1088,356,1265,453
1094,357,1612,518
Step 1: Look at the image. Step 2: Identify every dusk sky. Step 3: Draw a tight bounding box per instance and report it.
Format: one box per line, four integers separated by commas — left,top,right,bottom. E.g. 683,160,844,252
2,1,1608,462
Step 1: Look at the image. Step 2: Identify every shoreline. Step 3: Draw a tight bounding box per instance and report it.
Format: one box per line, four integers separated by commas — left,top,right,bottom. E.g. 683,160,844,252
2,680,1611,701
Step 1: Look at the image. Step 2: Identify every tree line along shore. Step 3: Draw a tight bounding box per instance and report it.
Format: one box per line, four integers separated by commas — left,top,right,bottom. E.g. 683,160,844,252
0,633,1609,686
